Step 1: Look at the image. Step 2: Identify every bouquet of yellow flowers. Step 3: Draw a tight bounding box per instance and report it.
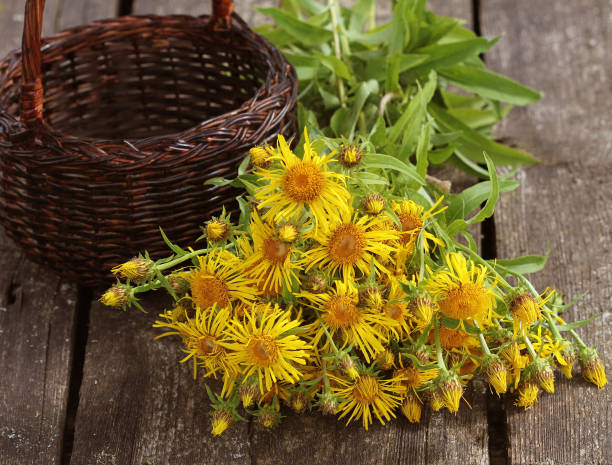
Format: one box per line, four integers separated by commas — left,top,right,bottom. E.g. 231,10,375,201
100,129,606,436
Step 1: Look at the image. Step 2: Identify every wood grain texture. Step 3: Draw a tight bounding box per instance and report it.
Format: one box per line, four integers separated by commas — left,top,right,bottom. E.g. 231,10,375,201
483,1,612,464
0,230,78,465
481,0,611,167
69,300,251,465
54,0,119,30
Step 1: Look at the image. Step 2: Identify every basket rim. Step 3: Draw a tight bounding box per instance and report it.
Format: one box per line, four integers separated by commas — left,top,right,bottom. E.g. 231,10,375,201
0,12,296,153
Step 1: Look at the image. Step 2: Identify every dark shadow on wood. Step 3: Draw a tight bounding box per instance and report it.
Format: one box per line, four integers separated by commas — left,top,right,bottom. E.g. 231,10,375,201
118,0,134,16
60,286,92,465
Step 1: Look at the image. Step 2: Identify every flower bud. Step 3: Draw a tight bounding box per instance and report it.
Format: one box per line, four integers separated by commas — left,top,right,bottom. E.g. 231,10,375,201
211,409,233,436
256,407,281,429
534,360,555,393
429,389,444,412
409,295,435,330
277,223,299,243
206,219,229,242
359,286,384,310
318,392,339,415
339,145,363,168
304,273,328,294
515,380,540,409
239,382,259,408
111,257,154,283
579,347,608,389
338,355,359,379
509,293,540,326
375,348,395,371
485,359,508,395
557,346,576,379
250,146,273,168
99,285,129,309
290,391,309,413
362,193,385,216
167,274,189,297
400,393,422,423
171,300,195,322
439,376,463,414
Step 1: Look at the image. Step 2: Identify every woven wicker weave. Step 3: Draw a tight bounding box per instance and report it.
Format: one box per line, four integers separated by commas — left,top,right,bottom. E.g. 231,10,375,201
0,0,297,287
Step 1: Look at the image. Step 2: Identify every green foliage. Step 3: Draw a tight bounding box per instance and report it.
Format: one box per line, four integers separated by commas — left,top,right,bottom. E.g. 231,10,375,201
256,0,542,176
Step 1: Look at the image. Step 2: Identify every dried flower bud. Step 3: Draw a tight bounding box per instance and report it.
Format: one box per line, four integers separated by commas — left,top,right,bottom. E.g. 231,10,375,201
206,219,229,242
579,348,608,389
318,392,339,415
429,389,444,412
277,223,299,243
111,257,154,283
486,359,508,395
400,393,422,423
375,348,395,371
362,193,385,216
211,409,233,436
534,361,555,393
290,391,309,413
515,380,540,409
359,286,384,310
339,145,363,168
99,285,129,309
256,408,281,429
304,273,328,294
250,146,273,168
239,383,259,408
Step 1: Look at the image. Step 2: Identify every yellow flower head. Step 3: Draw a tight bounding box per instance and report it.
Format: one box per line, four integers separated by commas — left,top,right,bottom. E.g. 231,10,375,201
301,280,392,362
185,250,258,311
99,285,129,309
408,295,437,332
485,359,508,395
339,145,363,168
254,129,351,226
509,289,553,333
436,325,479,350
277,223,299,243
331,373,403,430
580,350,608,389
302,206,399,280
501,341,529,389
238,211,301,298
439,376,463,414
515,380,540,409
250,145,273,168
425,252,496,325
111,257,153,282
400,392,422,423
206,219,229,242
394,361,439,392
222,304,310,393
211,409,233,436
382,279,412,337
362,193,385,216
239,382,259,408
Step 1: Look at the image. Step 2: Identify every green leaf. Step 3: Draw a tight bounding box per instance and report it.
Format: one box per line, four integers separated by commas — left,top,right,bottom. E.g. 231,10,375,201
494,250,550,275
411,38,498,74
330,79,378,138
256,7,333,46
428,145,456,164
415,123,431,178
447,178,519,222
362,153,425,186
313,51,353,80
348,0,375,32
556,313,602,332
159,227,187,256
429,102,539,166
466,152,499,225
439,65,543,105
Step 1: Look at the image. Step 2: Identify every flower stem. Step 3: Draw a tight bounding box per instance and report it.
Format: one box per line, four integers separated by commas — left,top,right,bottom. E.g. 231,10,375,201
523,333,538,360
544,313,563,341
569,329,588,349
474,322,492,356
434,317,447,371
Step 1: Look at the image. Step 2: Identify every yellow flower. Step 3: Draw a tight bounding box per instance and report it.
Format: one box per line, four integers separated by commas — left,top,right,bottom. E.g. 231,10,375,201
515,380,540,409
509,289,553,334
238,212,301,298
425,252,496,326
580,350,608,389
400,392,422,423
501,341,529,389
436,326,479,351
111,257,153,282
153,306,237,393
99,285,129,308
211,410,233,436
331,373,403,430
254,129,351,226
408,295,437,332
185,251,258,311
301,280,392,362
302,206,399,280
394,361,439,392
439,376,463,414
339,145,363,168
362,193,385,216
382,280,412,337
485,359,508,395
206,219,229,242
222,304,310,393
277,223,299,243
249,145,273,168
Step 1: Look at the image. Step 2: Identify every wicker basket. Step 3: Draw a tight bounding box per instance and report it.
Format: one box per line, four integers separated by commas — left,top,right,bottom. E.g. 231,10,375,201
0,0,298,287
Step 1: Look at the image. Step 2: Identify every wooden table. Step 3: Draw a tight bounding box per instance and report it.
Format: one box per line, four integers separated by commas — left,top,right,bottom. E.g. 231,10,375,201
1,1,610,464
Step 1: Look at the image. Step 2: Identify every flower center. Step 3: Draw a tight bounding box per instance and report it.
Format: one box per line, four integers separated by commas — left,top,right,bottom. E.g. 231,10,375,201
191,275,229,309
198,335,221,355
398,212,424,245
324,295,360,329
247,335,279,367
262,238,291,263
282,161,324,203
328,223,366,265
439,283,489,320
385,303,405,321
352,375,380,403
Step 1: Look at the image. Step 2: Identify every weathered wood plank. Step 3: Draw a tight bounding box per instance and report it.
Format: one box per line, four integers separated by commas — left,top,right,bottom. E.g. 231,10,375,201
482,1,612,464
0,228,78,465
69,300,251,465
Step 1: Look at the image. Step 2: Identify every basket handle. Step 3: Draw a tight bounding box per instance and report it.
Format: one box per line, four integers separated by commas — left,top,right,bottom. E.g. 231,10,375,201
21,0,45,129
19,0,234,129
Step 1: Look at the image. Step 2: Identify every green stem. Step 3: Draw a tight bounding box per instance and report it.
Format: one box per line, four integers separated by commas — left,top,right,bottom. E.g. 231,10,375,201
316,311,340,354
454,243,514,291
157,247,219,271
569,329,588,349
433,317,447,371
523,334,538,360
329,0,346,107
474,322,492,356
544,313,563,341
